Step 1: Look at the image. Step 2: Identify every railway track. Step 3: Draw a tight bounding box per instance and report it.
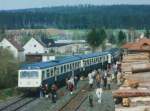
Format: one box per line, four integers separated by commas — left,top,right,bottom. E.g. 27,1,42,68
58,84,89,111
0,96,37,111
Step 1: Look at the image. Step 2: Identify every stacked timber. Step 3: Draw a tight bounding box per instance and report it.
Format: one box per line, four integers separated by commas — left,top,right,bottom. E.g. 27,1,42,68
132,63,150,73
114,53,150,109
121,53,150,74
122,53,149,63
113,88,150,98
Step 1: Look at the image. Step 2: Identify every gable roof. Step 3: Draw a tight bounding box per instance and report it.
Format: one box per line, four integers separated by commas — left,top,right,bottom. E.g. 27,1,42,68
6,38,24,51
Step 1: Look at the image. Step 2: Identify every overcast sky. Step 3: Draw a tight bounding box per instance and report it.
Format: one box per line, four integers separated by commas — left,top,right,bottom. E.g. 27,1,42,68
0,0,150,10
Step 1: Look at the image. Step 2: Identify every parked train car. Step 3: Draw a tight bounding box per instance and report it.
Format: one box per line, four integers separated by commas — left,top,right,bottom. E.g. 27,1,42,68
18,48,121,89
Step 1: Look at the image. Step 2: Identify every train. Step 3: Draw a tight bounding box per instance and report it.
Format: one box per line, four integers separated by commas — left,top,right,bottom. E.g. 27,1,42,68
18,48,122,88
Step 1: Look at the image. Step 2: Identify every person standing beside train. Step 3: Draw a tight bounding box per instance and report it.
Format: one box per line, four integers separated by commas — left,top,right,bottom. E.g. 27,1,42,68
107,75,112,90
74,75,79,89
39,84,44,98
44,84,49,98
68,77,74,94
95,71,101,88
103,71,107,89
51,83,58,103
88,72,94,89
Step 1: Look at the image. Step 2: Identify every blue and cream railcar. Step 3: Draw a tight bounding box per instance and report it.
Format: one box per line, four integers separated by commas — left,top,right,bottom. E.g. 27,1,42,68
18,61,58,88
77,51,110,75
42,56,82,86
18,48,121,88
18,56,82,88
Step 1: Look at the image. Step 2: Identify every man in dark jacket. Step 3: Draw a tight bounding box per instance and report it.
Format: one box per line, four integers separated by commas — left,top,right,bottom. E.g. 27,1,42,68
51,84,58,103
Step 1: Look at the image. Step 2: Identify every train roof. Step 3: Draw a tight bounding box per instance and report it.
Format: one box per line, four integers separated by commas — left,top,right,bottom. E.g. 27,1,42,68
20,48,120,70
21,61,58,70
20,55,80,70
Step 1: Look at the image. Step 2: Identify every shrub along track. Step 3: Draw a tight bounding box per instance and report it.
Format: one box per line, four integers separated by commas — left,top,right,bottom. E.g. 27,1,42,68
58,84,89,111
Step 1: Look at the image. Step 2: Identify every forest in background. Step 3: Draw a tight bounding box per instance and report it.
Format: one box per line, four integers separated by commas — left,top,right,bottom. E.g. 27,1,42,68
0,5,150,29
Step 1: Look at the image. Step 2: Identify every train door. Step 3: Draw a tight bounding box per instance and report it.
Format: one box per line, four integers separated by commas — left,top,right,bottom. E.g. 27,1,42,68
42,70,46,80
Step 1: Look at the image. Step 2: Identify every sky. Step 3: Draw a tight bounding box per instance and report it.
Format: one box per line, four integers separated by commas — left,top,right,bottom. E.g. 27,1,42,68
0,0,150,10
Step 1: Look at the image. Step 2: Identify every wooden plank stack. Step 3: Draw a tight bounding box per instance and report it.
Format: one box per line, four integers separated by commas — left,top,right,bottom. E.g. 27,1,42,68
121,53,150,74
114,52,150,108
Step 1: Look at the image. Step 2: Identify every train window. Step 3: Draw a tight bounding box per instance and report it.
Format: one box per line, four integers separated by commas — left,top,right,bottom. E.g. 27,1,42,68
61,66,63,73
75,62,78,69
72,63,75,69
84,60,86,66
103,56,105,61
64,65,66,72
79,62,81,67
96,58,98,63
87,60,89,65
70,64,72,70
83,60,85,65
67,64,70,71
88,59,90,65
20,71,39,79
54,67,58,75
90,59,92,64
46,69,50,77
94,58,96,63
50,69,54,76
99,57,102,62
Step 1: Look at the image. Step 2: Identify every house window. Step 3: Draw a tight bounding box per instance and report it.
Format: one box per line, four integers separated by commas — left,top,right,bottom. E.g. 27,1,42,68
34,45,36,47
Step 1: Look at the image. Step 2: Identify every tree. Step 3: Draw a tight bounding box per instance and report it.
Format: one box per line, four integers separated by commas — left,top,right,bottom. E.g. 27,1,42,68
86,28,107,52
117,31,126,46
144,29,150,38
108,33,117,44
0,48,19,89
0,28,6,41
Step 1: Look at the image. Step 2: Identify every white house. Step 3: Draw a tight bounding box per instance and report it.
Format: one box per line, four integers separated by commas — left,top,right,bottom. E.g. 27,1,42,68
0,38,25,62
23,37,73,55
23,37,48,54
23,37,89,62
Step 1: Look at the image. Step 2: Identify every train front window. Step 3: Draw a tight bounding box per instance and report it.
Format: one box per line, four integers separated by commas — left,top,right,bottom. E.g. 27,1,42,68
20,71,38,79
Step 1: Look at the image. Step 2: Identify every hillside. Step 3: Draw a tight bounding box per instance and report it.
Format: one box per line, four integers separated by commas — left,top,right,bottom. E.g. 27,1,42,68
0,5,150,29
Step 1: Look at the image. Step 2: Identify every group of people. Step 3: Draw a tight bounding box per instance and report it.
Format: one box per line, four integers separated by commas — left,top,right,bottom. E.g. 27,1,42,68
88,60,123,105
39,60,123,105
39,75,79,103
40,82,58,103
88,69,113,90
66,75,79,94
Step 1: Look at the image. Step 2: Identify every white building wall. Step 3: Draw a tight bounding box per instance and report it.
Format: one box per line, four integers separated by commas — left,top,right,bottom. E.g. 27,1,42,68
23,38,45,54
42,56,55,62
0,39,18,58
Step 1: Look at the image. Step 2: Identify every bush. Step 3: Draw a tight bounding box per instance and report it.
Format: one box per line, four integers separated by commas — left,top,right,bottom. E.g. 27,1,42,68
0,48,19,89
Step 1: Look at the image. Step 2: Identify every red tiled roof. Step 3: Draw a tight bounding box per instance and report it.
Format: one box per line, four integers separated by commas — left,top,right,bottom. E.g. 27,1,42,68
122,38,150,51
122,43,134,49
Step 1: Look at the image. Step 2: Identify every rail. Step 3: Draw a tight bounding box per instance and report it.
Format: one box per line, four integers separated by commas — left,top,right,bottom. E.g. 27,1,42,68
0,96,37,111
58,84,89,111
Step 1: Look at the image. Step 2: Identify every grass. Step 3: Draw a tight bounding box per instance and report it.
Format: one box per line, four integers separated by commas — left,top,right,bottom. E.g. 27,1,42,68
0,88,22,101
